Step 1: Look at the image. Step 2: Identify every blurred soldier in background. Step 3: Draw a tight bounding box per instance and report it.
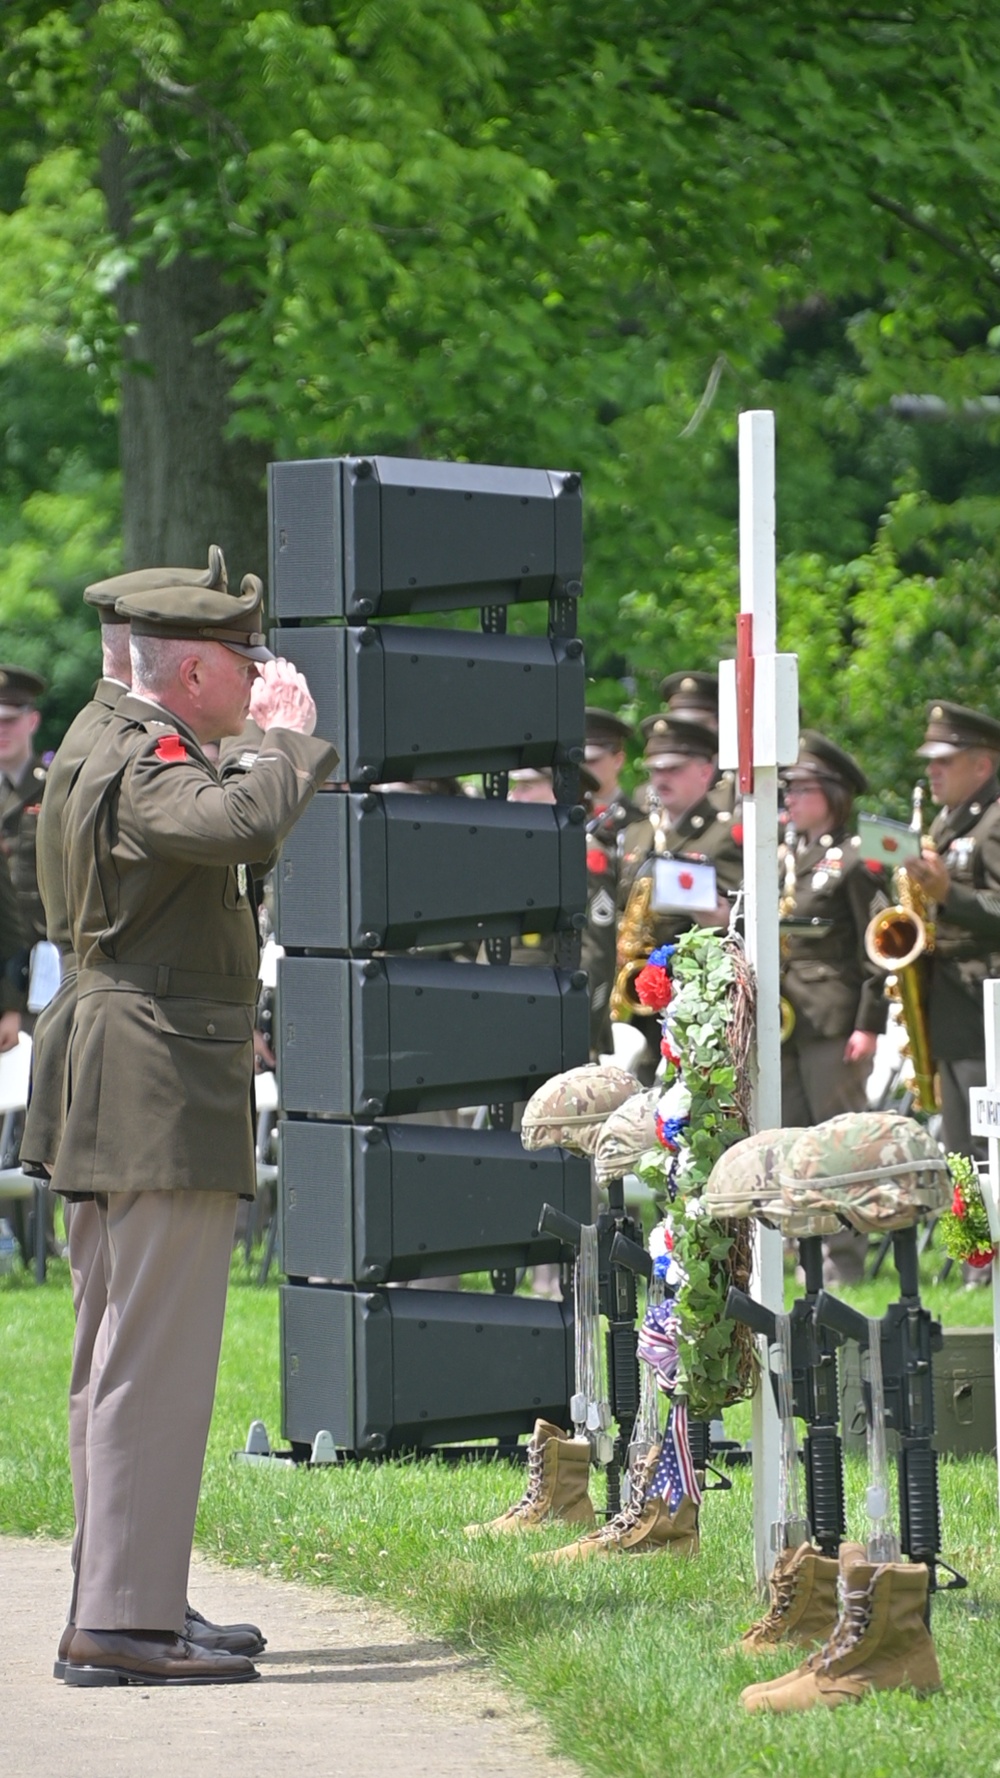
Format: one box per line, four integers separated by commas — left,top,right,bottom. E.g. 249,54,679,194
778,731,890,1284
617,714,742,1078
659,669,737,815
907,702,1000,1170
0,665,50,963
582,708,637,1060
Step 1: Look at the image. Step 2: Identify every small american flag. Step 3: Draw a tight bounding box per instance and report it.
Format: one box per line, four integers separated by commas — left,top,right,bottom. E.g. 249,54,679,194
648,1400,702,1510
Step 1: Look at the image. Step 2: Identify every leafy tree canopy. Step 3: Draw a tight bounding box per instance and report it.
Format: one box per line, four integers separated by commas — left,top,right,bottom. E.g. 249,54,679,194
1,2,1000,786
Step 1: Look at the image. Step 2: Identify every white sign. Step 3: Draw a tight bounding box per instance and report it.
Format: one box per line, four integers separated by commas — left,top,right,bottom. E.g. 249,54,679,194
969,1087,1000,1142
652,857,718,914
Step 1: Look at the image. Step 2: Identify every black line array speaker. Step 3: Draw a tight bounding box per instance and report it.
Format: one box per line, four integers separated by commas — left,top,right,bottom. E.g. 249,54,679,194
270,453,589,1456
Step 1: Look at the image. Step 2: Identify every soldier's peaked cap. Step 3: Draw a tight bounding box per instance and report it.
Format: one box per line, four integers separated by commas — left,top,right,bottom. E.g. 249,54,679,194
585,706,635,747
916,700,1000,759
115,572,274,662
0,665,45,708
640,712,717,765
84,545,228,625
658,670,720,721
782,730,867,796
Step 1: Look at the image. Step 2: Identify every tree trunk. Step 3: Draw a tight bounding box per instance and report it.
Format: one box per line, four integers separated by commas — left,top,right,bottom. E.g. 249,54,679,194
101,131,271,585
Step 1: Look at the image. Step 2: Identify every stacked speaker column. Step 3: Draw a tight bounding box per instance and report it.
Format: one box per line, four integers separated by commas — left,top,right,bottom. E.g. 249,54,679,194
268,454,592,1456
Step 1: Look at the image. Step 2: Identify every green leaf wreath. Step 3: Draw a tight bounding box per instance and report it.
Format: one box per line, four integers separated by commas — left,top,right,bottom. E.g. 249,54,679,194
635,926,757,1418
939,1151,995,1269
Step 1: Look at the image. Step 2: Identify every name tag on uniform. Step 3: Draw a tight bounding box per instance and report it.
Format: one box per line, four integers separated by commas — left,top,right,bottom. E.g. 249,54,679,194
651,857,718,913
237,864,248,899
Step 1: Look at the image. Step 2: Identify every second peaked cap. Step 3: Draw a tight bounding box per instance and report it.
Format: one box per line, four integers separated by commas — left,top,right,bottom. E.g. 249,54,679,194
115,570,274,662
659,670,719,729
782,729,867,796
640,711,718,766
84,545,228,624
917,700,1000,759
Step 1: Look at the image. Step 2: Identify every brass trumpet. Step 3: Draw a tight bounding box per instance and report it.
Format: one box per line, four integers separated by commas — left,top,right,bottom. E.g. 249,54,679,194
863,785,940,1114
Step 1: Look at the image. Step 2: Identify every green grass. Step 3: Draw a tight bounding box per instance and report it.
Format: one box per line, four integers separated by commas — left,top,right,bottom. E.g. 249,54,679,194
3,1248,1000,1778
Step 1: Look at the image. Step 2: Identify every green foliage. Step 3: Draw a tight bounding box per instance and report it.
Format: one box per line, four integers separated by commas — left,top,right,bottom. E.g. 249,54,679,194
3,5,1000,764
636,928,752,1419
940,1152,995,1268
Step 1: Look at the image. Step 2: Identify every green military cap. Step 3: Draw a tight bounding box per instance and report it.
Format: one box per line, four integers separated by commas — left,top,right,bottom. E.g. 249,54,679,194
781,729,867,796
916,700,1000,759
658,670,720,730
640,712,717,767
0,664,46,713
585,706,635,749
115,571,274,662
84,546,228,625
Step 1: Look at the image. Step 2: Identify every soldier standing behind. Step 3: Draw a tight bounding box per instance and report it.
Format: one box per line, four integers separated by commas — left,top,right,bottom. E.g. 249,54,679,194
617,715,742,1077
659,669,737,814
0,665,50,961
778,732,891,1283
582,708,639,1059
906,701,1000,1168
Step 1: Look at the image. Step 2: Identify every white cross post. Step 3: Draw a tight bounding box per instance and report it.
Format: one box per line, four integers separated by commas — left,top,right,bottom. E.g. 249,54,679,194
970,979,1000,1510
719,410,800,1584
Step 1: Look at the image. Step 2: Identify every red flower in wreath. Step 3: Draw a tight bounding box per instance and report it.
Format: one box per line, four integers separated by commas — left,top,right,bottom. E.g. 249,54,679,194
634,963,673,1012
967,1248,993,1269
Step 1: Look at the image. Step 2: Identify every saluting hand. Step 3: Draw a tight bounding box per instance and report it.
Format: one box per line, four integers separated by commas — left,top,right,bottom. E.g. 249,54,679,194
249,658,318,736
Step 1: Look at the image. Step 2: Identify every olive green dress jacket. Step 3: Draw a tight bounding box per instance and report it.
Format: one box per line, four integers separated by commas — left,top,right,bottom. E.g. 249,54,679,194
20,678,127,1173
50,694,337,1199
928,778,1000,1061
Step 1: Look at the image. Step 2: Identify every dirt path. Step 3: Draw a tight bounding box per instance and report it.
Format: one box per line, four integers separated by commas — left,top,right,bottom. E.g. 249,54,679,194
2,1537,579,1778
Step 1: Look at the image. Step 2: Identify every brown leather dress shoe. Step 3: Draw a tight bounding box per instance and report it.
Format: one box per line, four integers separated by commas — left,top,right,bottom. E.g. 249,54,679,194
53,1622,74,1682
185,1604,266,1657
63,1628,260,1686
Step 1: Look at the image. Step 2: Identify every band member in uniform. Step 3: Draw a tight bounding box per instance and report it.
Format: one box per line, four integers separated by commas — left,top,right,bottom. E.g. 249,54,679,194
659,669,736,814
52,575,337,1686
778,732,891,1282
617,715,742,1077
582,709,638,1060
906,701,1000,1165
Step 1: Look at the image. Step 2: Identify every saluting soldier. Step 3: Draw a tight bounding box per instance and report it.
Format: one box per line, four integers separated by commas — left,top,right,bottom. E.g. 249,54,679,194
20,550,266,1674
52,575,337,1687
617,714,742,1076
906,701,1000,1166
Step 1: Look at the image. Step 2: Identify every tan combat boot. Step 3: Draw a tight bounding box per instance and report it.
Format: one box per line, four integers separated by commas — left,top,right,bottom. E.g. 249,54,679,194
737,1541,865,1654
742,1558,941,1713
536,1442,699,1563
464,1420,595,1536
